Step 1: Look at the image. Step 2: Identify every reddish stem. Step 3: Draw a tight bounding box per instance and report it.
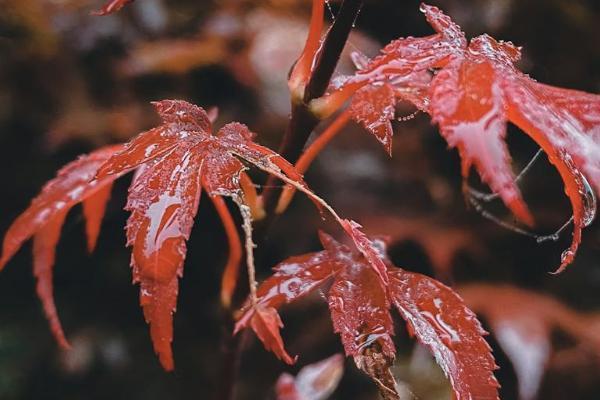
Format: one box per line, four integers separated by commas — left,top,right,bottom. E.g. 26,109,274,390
211,195,243,309
276,110,352,213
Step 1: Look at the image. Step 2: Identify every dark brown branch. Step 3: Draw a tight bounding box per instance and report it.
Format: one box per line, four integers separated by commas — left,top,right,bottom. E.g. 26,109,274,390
262,0,364,215
304,0,363,101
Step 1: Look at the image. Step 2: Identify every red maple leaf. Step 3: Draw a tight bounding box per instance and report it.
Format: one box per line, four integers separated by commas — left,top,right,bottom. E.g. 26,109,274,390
312,3,600,272
236,232,499,399
0,100,311,370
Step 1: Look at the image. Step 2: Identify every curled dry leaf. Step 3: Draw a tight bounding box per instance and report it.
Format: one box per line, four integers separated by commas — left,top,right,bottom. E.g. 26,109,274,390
236,231,499,400
276,354,344,400
460,284,600,400
1,100,310,371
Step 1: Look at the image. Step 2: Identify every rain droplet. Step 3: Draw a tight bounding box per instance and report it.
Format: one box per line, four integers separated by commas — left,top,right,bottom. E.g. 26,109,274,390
560,249,574,264
536,233,559,243
579,173,596,227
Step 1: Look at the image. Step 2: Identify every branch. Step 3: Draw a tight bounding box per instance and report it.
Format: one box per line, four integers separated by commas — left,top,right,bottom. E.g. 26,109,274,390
304,0,362,102
262,0,363,214
217,3,363,398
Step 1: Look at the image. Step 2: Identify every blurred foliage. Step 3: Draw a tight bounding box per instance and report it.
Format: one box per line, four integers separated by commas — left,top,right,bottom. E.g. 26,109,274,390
0,0,599,399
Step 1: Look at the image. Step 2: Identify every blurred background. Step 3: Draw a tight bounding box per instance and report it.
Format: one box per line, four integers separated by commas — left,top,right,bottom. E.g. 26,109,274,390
1,0,599,399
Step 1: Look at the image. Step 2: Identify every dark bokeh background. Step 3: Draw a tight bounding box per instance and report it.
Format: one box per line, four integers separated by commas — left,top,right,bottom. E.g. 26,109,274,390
1,0,599,399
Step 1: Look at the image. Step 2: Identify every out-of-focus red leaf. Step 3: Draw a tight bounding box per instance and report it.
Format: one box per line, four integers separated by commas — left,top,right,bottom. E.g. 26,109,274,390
1,145,122,269
359,215,483,279
118,37,230,77
91,0,135,16
238,232,498,399
288,0,325,97
211,195,243,309
460,284,600,400
0,144,123,348
389,270,499,400
276,354,344,400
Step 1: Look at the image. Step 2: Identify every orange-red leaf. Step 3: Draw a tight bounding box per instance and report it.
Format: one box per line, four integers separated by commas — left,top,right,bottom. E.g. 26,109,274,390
212,195,242,308
340,219,388,286
276,354,344,400
288,0,325,98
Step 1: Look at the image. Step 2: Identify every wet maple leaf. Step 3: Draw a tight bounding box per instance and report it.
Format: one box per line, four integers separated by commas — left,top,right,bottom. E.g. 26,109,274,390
320,3,600,271
460,284,600,400
95,100,312,370
0,100,311,371
236,232,499,399
276,354,344,400
0,144,124,348
91,0,135,16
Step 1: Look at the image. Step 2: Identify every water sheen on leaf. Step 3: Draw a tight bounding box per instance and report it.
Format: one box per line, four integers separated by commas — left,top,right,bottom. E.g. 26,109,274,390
1,99,310,371
0,144,124,348
237,231,499,399
326,3,600,270
95,100,310,370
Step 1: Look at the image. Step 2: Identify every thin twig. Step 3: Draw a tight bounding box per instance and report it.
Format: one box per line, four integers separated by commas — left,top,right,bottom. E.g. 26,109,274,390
468,195,573,243
468,149,543,202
